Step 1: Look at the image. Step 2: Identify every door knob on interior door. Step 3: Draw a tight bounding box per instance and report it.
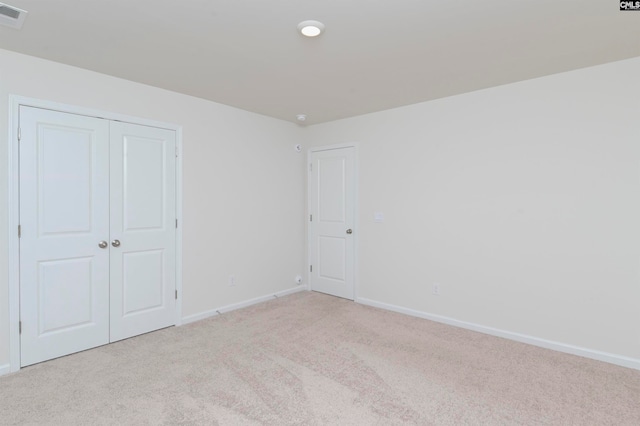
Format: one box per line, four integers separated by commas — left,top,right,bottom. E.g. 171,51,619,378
346,229,353,234
98,241,108,249
111,240,121,247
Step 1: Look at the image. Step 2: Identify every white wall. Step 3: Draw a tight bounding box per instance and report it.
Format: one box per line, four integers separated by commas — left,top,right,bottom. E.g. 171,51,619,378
305,57,640,361
0,49,306,369
2,47,639,372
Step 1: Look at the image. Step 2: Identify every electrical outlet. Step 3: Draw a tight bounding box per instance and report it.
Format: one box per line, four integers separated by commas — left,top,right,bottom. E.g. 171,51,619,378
432,283,441,296
229,275,236,286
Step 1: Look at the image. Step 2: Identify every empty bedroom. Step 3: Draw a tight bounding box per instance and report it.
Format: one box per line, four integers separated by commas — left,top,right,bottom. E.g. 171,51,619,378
1,1,639,424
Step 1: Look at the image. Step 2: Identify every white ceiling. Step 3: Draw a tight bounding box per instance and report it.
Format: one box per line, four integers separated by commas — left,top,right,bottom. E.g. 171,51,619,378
0,1,638,125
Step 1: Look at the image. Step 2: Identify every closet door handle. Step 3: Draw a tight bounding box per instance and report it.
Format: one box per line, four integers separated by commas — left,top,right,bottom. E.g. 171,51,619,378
111,240,121,247
98,241,108,249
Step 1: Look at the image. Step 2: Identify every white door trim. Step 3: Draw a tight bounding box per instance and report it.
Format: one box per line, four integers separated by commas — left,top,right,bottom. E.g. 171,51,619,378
306,142,359,300
7,95,184,373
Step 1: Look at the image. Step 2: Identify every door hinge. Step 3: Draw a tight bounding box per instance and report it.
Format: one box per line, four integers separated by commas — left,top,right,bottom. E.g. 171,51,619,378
18,225,21,238
175,290,178,300
309,163,312,172
175,146,178,158
17,127,21,142
19,321,22,334
310,214,312,222
310,265,313,272
175,219,178,228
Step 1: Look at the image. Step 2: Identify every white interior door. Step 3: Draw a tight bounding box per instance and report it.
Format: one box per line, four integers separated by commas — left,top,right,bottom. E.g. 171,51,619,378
19,107,178,366
19,107,110,367
309,147,356,300
109,121,177,342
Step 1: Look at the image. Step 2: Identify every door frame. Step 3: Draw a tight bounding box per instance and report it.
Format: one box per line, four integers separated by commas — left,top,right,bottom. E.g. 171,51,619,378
307,143,359,300
7,95,184,373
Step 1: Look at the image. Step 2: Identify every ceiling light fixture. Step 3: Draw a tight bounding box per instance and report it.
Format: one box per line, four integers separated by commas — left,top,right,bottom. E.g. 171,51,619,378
296,114,307,122
297,20,324,37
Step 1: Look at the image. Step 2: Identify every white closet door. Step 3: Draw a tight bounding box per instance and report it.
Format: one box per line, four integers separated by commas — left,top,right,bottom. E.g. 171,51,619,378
309,147,356,300
109,121,177,342
19,107,110,367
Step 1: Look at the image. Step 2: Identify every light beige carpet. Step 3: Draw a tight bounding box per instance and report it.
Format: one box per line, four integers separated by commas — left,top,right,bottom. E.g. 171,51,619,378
1,291,639,425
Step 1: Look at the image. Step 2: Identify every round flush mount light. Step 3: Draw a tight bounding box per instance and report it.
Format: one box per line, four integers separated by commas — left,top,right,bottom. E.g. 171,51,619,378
296,114,307,122
297,20,325,37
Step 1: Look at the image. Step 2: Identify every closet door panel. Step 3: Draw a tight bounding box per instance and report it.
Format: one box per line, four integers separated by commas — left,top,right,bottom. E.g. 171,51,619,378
19,106,110,366
109,121,177,342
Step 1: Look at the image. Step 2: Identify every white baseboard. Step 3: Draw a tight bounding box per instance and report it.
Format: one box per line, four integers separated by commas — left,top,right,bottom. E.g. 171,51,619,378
356,297,640,371
0,364,10,377
181,286,306,325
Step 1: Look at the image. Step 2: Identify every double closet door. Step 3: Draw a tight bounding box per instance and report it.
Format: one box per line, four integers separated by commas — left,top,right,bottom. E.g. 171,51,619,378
19,106,177,367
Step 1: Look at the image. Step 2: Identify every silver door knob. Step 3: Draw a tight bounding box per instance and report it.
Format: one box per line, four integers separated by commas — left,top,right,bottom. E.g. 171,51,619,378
111,240,121,247
346,229,353,234
98,241,108,249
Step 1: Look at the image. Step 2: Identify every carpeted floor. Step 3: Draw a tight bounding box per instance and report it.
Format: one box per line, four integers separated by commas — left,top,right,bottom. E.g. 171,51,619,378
1,290,639,425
